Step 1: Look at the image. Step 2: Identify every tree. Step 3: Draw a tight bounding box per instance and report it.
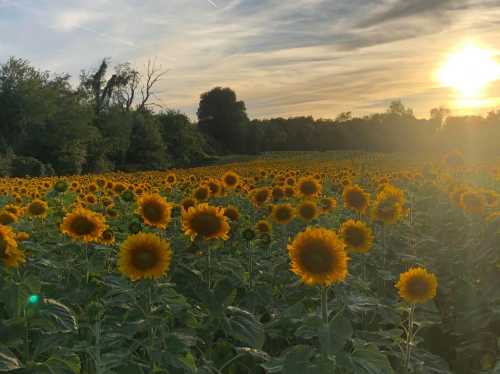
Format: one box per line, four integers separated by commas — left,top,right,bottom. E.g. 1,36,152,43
126,113,168,170
197,87,249,153
157,110,210,165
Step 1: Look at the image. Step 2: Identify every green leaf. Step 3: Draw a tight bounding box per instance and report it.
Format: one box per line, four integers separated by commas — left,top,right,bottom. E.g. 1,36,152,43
38,299,78,332
282,345,315,374
338,343,394,374
318,315,353,355
224,306,265,349
0,345,22,371
44,354,81,374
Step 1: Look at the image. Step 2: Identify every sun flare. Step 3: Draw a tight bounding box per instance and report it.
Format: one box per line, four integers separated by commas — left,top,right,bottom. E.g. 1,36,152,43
438,44,500,99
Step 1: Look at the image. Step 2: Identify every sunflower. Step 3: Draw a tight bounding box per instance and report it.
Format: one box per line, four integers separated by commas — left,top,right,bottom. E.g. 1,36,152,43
0,225,25,268
99,229,115,246
61,207,107,243
343,185,370,213
182,203,230,241
288,227,348,286
166,173,177,185
251,188,271,207
395,267,438,304
372,197,404,224
223,205,240,221
4,204,22,217
271,204,295,224
137,194,172,229
459,190,485,215
297,201,319,221
118,232,172,281
255,220,272,235
340,220,374,253
222,171,240,189
0,211,17,225
296,176,321,199
16,232,30,241
193,186,210,202
319,197,337,212
27,199,48,218
181,198,197,212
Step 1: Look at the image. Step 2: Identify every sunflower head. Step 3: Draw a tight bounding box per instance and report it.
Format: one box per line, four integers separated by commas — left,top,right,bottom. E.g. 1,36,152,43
296,176,321,198
181,198,197,212
251,188,271,207
396,267,438,304
460,190,485,215
61,207,107,243
118,232,172,281
99,229,115,246
340,220,374,253
0,211,17,225
272,204,295,224
255,220,272,235
319,197,337,212
182,203,230,241
27,199,48,218
297,201,319,221
137,194,172,229
222,171,240,188
343,185,370,213
288,227,348,286
193,186,210,202
223,205,240,221
0,225,25,268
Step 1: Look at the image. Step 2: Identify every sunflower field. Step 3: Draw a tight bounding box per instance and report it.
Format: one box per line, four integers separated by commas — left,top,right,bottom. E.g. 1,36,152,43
0,151,499,374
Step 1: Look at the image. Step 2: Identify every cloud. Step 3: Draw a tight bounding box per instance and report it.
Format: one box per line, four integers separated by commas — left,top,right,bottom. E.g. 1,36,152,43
357,0,471,28
1,0,500,120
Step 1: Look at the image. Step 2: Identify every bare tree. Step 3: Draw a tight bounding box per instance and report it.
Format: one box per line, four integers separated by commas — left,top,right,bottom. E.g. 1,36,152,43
137,58,168,112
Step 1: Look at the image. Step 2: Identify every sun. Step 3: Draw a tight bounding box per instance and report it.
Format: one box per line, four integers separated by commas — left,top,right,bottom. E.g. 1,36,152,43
438,44,500,99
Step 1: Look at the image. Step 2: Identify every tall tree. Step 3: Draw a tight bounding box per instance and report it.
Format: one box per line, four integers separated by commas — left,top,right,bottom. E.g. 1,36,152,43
197,87,249,153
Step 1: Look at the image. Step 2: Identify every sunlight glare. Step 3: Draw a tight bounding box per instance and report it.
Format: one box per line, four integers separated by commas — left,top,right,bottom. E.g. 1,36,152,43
438,44,500,99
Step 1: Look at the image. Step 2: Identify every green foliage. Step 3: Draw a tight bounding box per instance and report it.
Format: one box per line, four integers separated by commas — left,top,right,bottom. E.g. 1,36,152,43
197,87,249,154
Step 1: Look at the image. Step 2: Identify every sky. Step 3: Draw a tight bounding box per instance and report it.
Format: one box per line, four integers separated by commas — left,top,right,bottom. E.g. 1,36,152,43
1,0,500,120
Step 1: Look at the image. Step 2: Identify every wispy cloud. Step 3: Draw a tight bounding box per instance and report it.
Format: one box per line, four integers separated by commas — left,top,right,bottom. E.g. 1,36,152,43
0,0,500,119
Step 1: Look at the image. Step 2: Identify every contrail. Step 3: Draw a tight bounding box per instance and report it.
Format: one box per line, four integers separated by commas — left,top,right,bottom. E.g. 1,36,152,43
207,0,217,8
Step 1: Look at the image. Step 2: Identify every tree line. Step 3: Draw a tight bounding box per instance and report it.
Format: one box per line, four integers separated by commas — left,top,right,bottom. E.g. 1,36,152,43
1,57,499,176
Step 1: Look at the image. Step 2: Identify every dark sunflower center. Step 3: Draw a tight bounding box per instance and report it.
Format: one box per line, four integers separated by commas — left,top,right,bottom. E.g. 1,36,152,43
0,213,15,225
276,207,292,221
299,204,316,220
70,216,97,236
194,188,208,200
347,191,366,209
345,227,365,247
0,237,6,258
255,190,269,203
406,277,429,298
300,181,317,195
224,209,238,220
191,212,222,237
224,175,237,186
300,240,335,274
142,202,164,222
102,230,113,241
29,202,46,215
131,249,158,270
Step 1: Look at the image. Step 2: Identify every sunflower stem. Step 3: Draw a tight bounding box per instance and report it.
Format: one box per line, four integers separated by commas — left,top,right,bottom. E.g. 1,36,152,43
404,304,416,371
148,282,155,371
248,241,254,290
207,245,212,290
320,285,328,324
85,244,90,284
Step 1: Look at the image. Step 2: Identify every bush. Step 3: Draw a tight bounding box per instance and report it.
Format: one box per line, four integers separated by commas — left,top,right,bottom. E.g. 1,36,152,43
10,156,49,177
